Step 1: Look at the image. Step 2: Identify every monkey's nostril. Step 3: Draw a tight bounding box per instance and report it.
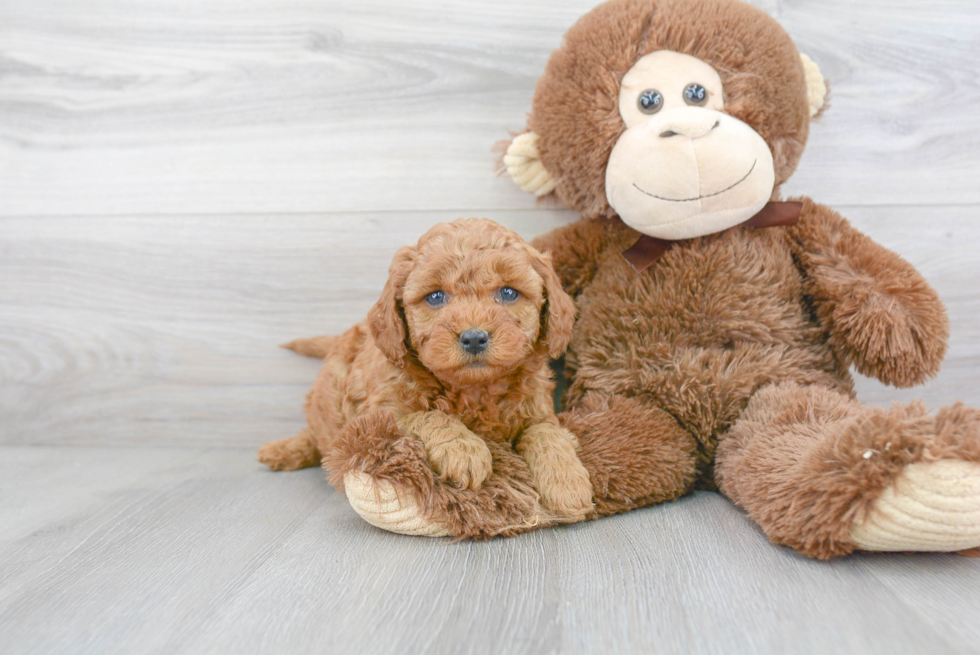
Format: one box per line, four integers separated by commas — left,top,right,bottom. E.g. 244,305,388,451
711,120,720,130
459,329,490,355
659,129,678,138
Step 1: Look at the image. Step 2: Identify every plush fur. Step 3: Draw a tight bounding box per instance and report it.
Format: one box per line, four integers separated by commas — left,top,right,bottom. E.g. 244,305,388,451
515,0,977,558
310,0,980,558
258,219,594,532
529,202,978,557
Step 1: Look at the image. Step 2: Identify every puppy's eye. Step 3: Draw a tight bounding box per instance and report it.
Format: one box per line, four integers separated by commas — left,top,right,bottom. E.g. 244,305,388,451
637,89,663,114
497,287,520,303
683,83,708,106
425,290,448,307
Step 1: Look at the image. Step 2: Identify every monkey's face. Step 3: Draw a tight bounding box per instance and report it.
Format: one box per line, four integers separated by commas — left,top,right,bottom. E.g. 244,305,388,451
605,51,775,240
503,0,826,241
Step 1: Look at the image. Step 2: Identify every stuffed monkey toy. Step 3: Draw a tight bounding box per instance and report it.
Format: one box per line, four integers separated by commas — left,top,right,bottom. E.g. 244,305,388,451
308,0,980,558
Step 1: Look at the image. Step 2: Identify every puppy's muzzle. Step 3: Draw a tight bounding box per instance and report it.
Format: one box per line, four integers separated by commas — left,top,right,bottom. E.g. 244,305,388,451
459,329,490,355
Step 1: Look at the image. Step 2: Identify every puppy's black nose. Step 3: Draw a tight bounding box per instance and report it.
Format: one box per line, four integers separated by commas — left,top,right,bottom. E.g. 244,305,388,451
459,329,489,355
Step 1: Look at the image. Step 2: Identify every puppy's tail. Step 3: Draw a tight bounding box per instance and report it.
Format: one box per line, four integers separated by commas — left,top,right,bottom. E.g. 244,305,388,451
281,336,339,359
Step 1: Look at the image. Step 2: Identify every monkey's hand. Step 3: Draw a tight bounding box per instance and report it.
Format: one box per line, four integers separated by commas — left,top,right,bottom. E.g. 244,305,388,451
787,198,949,388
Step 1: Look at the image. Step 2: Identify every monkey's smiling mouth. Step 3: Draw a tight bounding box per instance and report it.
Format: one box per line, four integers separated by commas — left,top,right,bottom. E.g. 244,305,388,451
633,159,757,203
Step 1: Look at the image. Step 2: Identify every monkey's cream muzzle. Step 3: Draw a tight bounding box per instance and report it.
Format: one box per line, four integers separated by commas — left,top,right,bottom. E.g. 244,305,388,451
605,106,775,241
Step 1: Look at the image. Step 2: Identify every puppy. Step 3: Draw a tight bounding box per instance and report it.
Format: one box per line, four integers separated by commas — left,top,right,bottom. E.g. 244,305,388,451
258,218,594,519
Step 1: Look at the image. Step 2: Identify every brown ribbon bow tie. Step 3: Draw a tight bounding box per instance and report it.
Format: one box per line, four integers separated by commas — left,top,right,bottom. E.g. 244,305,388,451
621,201,803,272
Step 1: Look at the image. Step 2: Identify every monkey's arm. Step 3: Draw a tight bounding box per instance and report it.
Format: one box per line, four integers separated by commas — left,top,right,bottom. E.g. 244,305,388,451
786,197,949,388
531,217,616,296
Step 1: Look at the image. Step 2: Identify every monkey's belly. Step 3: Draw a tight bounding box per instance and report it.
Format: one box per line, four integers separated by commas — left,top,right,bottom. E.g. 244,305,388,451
566,245,852,435
569,330,848,403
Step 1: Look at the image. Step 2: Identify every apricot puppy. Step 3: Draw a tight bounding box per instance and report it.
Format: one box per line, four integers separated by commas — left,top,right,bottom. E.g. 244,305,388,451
258,218,593,520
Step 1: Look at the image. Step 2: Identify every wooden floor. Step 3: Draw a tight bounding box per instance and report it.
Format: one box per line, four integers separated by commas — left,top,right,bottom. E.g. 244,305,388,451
2,0,980,653
3,447,980,655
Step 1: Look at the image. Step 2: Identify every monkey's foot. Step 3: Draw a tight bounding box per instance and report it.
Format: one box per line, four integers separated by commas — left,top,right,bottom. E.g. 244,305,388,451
849,460,980,552
343,471,450,537
330,413,548,539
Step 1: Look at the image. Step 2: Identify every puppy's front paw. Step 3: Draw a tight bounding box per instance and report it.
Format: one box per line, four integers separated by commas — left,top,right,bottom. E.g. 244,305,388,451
518,424,594,520
397,410,493,490
427,436,493,490
536,460,594,520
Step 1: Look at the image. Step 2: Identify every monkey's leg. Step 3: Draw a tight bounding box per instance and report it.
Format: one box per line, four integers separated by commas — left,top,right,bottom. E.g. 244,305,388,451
320,391,697,536
560,391,699,516
716,381,980,559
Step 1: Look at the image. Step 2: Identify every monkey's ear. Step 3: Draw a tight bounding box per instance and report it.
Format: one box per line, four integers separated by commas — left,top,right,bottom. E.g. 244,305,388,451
503,132,558,197
368,245,416,366
800,53,828,118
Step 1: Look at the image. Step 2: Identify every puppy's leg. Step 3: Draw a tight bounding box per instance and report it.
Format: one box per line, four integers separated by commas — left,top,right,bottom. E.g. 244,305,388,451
258,428,321,471
517,423,594,520
398,411,493,490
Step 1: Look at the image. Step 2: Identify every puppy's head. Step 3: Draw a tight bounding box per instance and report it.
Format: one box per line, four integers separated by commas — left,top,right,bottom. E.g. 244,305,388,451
368,218,575,387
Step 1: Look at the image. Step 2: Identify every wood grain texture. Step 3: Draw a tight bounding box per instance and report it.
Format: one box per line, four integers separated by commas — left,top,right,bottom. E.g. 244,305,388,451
2,0,980,651
0,210,573,446
2,207,978,447
1,0,978,215
0,446,978,655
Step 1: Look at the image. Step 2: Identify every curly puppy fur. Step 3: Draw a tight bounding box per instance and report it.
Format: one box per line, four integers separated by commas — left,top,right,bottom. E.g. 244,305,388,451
259,219,594,535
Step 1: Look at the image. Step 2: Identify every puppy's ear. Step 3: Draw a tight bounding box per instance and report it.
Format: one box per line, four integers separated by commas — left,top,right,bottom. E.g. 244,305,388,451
529,247,576,359
368,245,416,366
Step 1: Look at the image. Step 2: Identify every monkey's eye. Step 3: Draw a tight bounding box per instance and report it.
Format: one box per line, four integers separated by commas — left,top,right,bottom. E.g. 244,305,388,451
683,83,708,106
637,89,663,114
425,290,448,307
497,287,520,303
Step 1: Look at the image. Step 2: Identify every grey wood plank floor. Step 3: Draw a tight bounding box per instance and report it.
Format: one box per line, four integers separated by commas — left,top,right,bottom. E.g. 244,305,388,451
2,0,980,652
2,447,980,655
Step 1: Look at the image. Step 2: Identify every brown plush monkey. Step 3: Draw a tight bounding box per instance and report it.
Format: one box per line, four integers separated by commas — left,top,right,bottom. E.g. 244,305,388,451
320,0,980,558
